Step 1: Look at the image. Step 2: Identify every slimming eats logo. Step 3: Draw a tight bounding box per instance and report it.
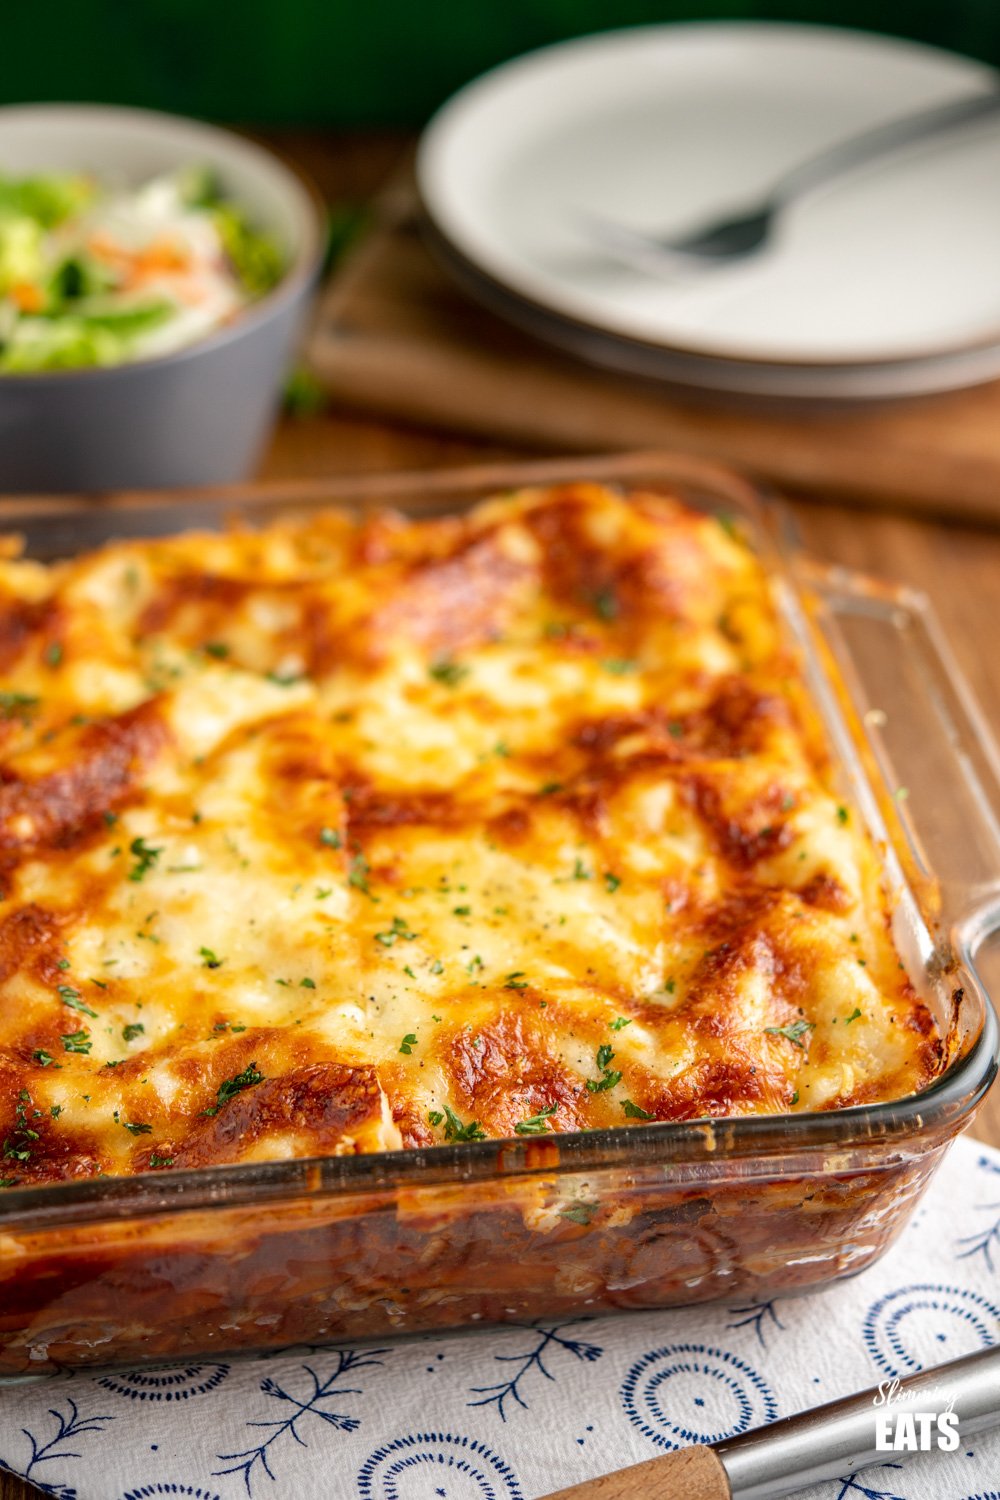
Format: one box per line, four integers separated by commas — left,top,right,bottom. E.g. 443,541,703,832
873,1378,960,1453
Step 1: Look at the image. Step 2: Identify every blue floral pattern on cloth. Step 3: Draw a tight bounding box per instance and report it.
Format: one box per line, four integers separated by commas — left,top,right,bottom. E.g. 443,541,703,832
120,1488,223,1500
99,1367,231,1403
357,1433,524,1499
467,1323,603,1421
2,1134,1000,1500
620,1343,778,1448
862,1285,1000,1377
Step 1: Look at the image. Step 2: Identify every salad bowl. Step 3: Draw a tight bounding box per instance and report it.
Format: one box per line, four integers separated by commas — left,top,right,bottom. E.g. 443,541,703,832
0,104,324,492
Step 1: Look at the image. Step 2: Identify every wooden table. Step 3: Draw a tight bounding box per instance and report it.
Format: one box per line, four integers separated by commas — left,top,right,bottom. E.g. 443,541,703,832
3,135,1000,1500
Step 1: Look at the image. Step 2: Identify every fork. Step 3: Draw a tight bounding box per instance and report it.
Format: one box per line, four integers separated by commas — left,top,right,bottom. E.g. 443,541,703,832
580,87,1000,274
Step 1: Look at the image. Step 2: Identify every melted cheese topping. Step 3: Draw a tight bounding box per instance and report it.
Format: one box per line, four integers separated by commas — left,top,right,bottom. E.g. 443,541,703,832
0,483,941,1183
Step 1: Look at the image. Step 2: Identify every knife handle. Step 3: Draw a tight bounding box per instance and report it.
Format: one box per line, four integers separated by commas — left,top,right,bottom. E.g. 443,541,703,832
538,1445,731,1499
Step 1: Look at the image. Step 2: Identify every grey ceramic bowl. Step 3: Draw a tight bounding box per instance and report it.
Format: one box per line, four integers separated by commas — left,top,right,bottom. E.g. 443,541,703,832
0,104,324,494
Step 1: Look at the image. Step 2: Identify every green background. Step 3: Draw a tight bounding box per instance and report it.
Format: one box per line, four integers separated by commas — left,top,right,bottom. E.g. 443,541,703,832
2,2,999,126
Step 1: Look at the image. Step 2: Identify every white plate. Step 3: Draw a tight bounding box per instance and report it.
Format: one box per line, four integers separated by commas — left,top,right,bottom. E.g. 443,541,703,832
418,23,1000,386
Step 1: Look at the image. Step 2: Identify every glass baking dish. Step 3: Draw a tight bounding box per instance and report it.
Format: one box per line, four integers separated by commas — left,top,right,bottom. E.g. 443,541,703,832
1,451,998,1382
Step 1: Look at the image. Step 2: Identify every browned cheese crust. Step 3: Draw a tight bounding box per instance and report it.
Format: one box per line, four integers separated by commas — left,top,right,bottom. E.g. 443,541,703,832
0,484,941,1185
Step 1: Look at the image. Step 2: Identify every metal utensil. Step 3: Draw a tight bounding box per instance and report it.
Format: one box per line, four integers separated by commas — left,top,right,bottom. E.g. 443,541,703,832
538,1343,1000,1498
580,89,1000,275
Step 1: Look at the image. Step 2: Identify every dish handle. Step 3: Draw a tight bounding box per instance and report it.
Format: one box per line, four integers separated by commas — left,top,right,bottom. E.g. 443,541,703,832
790,557,1000,1007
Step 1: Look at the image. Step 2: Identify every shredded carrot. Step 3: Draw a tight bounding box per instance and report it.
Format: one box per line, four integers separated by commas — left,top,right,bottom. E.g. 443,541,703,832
128,238,192,286
87,231,129,266
9,283,45,314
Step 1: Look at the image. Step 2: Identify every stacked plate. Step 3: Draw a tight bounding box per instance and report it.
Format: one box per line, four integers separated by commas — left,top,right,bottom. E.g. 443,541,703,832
417,23,1000,403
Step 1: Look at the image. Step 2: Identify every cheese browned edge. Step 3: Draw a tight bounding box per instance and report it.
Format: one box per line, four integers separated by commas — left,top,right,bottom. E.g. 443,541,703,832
0,482,942,1186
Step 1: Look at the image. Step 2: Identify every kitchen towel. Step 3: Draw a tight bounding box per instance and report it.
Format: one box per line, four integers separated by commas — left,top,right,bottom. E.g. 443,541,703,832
1,1133,998,1500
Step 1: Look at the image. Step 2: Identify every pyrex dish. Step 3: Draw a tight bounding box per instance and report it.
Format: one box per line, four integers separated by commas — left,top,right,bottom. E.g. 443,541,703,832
0,105,323,492
1,451,997,1382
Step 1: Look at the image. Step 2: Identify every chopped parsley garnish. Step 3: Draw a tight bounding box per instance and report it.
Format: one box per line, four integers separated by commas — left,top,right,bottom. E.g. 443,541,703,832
623,1100,654,1120
430,959,445,976
538,781,563,796
560,1201,598,1225
399,1033,418,1055
32,1049,57,1067
202,641,230,659
0,1177,19,1187
664,977,676,994
266,668,305,686
57,984,97,1018
452,905,471,917
300,977,316,989
3,1089,39,1163
61,1029,92,1054
348,852,373,896
122,1023,145,1042
603,872,621,893
127,836,163,883
441,1104,486,1142
375,916,417,946
602,658,638,675
120,1120,152,1136
609,1016,632,1032
836,805,849,825
791,1091,800,1106
103,810,119,827
587,1043,622,1093
764,1019,816,1049
428,657,469,688
503,972,529,990
202,1061,265,1116
319,826,342,849
316,886,333,899
49,1104,62,1118
45,642,63,667
667,720,684,739
199,946,224,969
149,1153,174,1167
515,1104,557,1135
0,691,39,722
427,1110,444,1126
592,587,619,621
571,858,590,881
844,1007,863,1024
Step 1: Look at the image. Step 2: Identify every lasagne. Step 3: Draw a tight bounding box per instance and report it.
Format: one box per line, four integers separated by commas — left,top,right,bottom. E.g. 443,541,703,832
0,482,941,1186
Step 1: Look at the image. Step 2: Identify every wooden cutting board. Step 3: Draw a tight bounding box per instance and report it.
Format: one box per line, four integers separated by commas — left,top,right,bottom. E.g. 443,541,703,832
307,172,1000,526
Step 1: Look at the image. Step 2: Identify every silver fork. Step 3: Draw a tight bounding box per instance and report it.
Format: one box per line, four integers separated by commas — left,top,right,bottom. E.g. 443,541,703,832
580,87,1000,274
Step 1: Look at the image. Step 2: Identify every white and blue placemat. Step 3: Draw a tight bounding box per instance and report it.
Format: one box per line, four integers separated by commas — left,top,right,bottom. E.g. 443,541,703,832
2,1134,998,1500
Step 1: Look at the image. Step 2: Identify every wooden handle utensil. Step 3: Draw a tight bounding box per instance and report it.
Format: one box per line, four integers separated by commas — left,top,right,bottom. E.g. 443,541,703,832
539,1444,731,1498
536,1345,1000,1500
